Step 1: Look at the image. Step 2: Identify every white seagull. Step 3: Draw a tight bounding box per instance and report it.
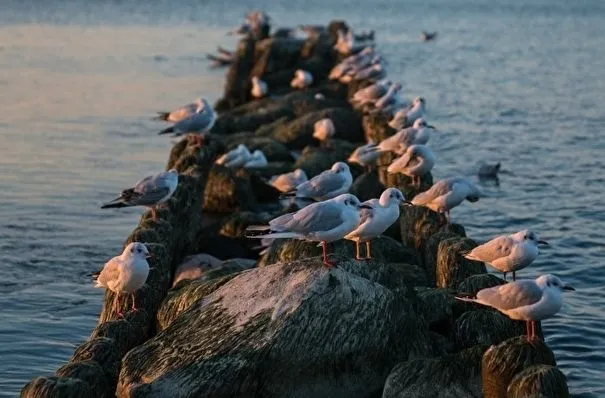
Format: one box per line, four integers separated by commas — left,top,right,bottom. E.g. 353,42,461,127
347,141,385,170
215,144,252,168
93,242,151,317
464,230,548,280
246,193,371,266
379,118,436,155
101,169,179,218
243,149,268,168
411,177,482,220
351,79,393,106
269,169,308,193
154,97,202,123
313,118,336,147
291,69,314,89
387,144,436,187
251,76,268,98
282,162,353,201
456,274,574,340
389,97,426,129
158,98,216,147
345,188,410,259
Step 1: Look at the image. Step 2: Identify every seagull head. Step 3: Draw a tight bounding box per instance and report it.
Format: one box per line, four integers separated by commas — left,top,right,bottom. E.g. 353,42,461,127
331,162,350,175
536,274,575,292
516,230,549,246
125,242,152,259
380,188,411,207
333,194,372,210
413,96,426,106
414,118,436,130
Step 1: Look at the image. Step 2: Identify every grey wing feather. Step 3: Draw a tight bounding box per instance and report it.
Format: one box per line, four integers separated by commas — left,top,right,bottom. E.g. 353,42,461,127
412,179,452,205
97,257,121,288
286,202,344,233
131,173,172,205
477,281,543,310
298,172,344,197
468,236,514,262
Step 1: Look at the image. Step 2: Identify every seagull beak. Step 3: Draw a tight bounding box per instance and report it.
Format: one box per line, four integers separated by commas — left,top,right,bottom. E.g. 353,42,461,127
359,204,373,209
563,284,575,292
146,253,154,259
537,240,549,246
402,200,413,206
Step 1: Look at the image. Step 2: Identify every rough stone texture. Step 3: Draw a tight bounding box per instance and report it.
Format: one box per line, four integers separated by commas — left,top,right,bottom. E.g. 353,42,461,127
382,345,489,398
349,171,386,202
202,166,258,213
118,259,432,397
21,376,93,398
271,107,364,149
215,38,256,111
454,310,524,350
55,360,110,398
507,365,570,398
435,237,486,288
218,210,277,238
258,236,420,269
423,230,465,286
294,140,359,178
457,273,506,296
400,205,447,257
482,336,557,398
415,287,458,340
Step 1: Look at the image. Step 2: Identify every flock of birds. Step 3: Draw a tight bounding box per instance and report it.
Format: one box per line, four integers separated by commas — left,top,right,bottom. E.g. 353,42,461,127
92,13,573,342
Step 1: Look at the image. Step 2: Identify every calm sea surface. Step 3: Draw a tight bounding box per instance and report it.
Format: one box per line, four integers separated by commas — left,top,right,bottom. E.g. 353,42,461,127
1,0,604,396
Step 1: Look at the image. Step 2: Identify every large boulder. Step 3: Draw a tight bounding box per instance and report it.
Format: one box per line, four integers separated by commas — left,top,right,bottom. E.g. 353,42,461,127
118,259,432,397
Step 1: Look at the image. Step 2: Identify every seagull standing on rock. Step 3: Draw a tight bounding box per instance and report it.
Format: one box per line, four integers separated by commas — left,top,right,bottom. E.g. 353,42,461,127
379,118,436,155
387,144,436,187
154,97,202,123
269,169,308,193
347,141,385,171
251,76,268,98
243,150,268,168
157,98,216,147
101,169,179,218
246,193,371,266
411,176,482,221
345,188,410,259
456,274,574,341
463,230,548,281
215,144,252,168
291,69,313,89
313,118,335,148
93,242,151,318
389,97,426,129
282,162,353,201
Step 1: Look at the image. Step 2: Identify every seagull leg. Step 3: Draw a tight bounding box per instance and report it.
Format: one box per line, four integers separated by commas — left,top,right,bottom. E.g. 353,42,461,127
321,241,336,267
512,271,517,281
355,241,363,260
116,294,124,318
503,272,507,281
131,293,137,312
365,241,372,260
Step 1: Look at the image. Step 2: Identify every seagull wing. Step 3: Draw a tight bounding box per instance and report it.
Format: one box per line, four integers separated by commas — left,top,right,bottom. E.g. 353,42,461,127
476,280,543,311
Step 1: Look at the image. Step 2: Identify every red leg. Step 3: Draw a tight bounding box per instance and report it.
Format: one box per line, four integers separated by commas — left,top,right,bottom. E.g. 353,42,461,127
131,293,137,312
321,241,336,267
116,294,124,318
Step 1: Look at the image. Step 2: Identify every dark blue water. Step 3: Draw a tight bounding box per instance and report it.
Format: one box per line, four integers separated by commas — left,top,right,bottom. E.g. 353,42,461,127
1,0,604,396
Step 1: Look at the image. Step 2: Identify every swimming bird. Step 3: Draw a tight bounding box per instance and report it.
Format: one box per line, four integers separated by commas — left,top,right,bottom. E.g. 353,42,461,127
251,76,268,98
101,169,179,218
347,141,385,171
269,169,308,193
421,31,438,42
313,118,336,147
243,149,268,168
246,194,371,266
378,118,436,155
215,144,252,168
93,242,151,317
463,230,548,281
282,162,353,201
411,177,482,220
158,98,216,147
389,97,426,129
456,274,574,340
291,69,313,89
345,188,410,259
478,161,501,179
387,144,436,187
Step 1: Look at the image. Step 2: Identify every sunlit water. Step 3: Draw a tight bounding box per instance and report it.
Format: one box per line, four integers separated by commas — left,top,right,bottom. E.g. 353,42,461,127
1,0,604,396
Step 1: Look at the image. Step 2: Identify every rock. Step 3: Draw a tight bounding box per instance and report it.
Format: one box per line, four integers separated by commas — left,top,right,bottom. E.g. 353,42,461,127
71,337,121,388
349,171,385,202
294,140,358,177
56,360,110,398
399,205,446,256
21,376,93,398
382,344,488,398
258,236,420,270
118,259,432,397
415,287,457,338
435,236,486,288
423,231,463,286
481,336,557,398
216,38,256,111
507,365,570,398
457,274,506,296
271,107,364,149
454,310,524,350
218,210,276,238
202,166,258,213
172,253,223,286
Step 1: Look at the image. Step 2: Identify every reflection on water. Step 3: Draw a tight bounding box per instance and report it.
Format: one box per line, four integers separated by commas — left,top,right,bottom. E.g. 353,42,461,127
1,0,604,396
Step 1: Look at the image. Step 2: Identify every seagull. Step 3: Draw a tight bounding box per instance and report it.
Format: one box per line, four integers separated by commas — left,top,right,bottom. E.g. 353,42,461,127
374,83,403,111
93,242,151,317
313,118,335,147
389,97,426,129
456,274,574,341
251,76,268,98
334,29,354,55
387,144,436,187
246,194,371,266
411,177,482,220
351,80,392,106
345,188,410,259
478,161,501,179
291,69,313,89
463,230,548,281
154,97,202,123
329,47,375,80
347,141,385,171
281,162,353,202
243,149,268,168
269,169,308,193
158,98,216,147
342,62,386,84
378,118,436,155
101,169,179,218
215,144,252,168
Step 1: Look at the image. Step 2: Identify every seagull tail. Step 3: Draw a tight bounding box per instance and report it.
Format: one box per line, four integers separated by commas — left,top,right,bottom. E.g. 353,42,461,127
153,112,171,121
100,198,129,209
158,126,175,135
279,190,297,199
245,227,300,240
462,251,480,262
